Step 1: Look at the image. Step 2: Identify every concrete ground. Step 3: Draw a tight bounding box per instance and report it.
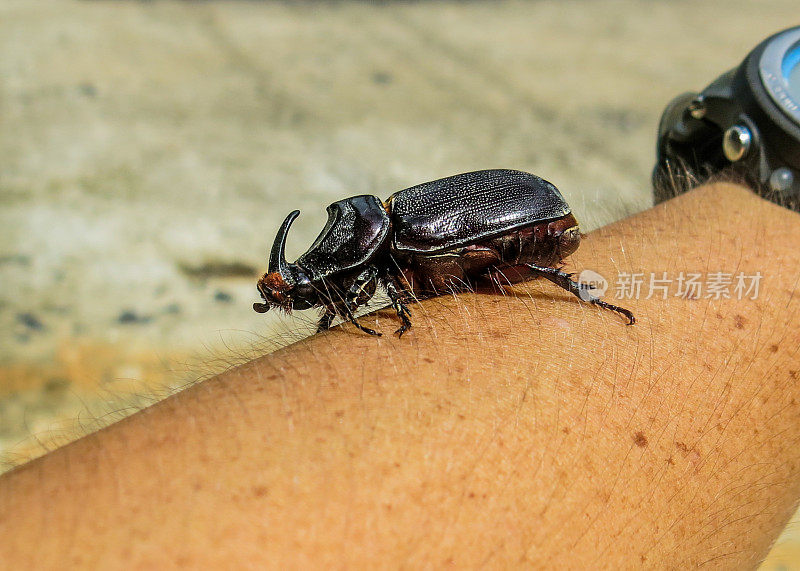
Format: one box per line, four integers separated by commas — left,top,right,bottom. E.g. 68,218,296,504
1,0,798,566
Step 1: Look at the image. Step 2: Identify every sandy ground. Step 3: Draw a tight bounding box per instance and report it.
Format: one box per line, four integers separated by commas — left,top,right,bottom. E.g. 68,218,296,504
1,0,798,566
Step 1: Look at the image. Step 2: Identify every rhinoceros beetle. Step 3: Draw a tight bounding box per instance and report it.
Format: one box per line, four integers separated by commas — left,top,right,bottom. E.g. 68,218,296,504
254,169,635,336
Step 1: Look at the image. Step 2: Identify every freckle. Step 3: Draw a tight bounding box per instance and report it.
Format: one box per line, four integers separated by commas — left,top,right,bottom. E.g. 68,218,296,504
675,441,689,454
384,504,392,511
468,492,476,498
633,431,648,447
252,486,268,498
666,456,675,465
562,426,571,434
334,410,344,418
422,357,434,364
733,314,747,329
640,555,647,563
790,370,798,379
394,462,401,468
457,414,466,420
769,344,779,353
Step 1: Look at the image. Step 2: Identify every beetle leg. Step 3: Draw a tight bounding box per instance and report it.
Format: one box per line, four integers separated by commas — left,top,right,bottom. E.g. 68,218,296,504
385,279,413,337
343,267,382,336
343,307,382,336
320,304,381,336
525,264,636,325
345,267,378,307
317,309,336,333
561,271,594,290
351,320,381,337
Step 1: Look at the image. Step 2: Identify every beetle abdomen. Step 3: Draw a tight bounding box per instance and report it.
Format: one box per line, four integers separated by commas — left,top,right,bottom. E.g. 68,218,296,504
388,169,570,253
393,213,579,297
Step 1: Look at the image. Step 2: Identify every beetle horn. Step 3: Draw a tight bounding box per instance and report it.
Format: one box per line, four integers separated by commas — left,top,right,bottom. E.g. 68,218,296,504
268,210,300,276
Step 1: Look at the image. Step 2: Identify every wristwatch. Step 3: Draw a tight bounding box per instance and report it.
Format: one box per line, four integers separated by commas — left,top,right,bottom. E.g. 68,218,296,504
654,26,800,210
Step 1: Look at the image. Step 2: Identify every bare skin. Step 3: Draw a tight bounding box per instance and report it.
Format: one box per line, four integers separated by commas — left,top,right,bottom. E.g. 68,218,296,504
2,183,800,568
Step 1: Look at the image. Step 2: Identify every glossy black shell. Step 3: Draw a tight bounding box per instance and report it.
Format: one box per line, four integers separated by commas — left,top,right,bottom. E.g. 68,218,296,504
388,169,570,253
295,195,390,281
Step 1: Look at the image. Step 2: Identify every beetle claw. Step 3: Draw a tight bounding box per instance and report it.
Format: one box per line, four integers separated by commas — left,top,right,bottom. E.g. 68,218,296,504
349,317,382,337
589,298,637,325
357,325,381,336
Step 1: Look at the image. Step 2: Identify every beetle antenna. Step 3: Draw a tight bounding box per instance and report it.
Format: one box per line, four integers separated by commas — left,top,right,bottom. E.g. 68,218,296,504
269,210,300,276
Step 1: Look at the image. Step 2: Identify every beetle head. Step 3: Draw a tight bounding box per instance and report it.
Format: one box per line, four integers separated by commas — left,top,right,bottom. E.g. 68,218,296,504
254,210,317,313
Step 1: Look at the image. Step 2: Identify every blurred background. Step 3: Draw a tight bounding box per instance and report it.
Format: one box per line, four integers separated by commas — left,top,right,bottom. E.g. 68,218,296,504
1,0,797,566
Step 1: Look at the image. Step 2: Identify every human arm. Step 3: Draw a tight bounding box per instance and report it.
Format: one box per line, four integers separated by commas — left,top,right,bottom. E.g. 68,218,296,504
1,183,800,567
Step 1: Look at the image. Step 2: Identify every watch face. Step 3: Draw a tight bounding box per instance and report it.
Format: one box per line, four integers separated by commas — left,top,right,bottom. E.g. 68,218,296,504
759,26,800,124
785,43,800,100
